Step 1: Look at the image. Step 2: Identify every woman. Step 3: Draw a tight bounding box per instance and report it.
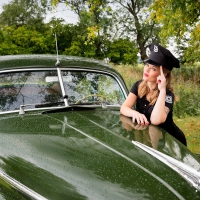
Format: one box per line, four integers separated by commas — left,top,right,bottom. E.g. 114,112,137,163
120,43,187,146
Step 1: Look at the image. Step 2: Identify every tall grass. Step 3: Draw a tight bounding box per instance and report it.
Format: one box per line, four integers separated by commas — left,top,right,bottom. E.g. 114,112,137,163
112,63,200,118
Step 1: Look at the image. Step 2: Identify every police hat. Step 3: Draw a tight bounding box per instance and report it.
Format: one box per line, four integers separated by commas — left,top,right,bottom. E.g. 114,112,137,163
144,43,180,71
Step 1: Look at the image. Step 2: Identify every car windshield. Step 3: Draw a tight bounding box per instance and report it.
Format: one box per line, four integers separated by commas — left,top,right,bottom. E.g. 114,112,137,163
0,69,126,112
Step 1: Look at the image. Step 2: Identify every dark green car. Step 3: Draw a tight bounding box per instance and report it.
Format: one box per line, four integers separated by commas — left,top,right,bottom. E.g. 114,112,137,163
0,55,199,199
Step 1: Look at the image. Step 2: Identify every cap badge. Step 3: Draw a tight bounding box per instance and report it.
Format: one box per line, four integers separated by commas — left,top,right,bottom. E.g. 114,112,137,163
154,45,158,52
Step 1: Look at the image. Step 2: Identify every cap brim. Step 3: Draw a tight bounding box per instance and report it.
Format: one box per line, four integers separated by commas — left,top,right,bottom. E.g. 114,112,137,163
143,59,161,66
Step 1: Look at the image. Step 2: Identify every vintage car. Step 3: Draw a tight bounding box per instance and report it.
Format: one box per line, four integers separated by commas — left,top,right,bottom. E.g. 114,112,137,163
0,54,199,199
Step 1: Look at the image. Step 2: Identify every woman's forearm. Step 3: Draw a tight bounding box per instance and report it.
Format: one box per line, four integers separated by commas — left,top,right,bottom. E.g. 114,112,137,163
150,89,167,125
120,105,137,117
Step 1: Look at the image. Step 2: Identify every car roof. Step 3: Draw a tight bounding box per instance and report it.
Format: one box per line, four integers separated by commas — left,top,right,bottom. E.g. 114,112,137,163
0,54,115,72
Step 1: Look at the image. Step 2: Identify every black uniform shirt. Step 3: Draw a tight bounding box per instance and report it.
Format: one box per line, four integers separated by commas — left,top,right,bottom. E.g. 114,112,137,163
130,80,187,146
130,80,174,123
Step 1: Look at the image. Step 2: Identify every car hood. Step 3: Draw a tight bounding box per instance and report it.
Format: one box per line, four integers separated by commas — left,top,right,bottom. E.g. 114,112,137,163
0,108,199,199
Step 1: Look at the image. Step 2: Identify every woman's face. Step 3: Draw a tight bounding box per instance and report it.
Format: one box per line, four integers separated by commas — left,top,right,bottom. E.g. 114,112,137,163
143,63,160,82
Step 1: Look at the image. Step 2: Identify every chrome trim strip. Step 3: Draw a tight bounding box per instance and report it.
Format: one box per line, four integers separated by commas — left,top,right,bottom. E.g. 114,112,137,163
0,105,121,115
0,106,66,115
0,170,47,200
132,141,200,191
0,68,56,74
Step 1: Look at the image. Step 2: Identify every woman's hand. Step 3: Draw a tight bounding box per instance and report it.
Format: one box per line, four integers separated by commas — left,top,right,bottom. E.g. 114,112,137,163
131,110,149,125
120,92,149,125
120,115,148,130
150,65,167,125
157,66,166,91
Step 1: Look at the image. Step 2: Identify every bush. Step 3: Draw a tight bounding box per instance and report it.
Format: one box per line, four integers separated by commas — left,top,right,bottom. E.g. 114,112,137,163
173,84,200,117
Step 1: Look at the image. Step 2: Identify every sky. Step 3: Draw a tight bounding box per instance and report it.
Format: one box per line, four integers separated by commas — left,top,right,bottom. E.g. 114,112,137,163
0,0,78,24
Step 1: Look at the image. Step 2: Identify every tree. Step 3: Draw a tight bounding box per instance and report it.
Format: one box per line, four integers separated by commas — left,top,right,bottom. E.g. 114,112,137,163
46,16,96,57
0,0,46,30
182,24,200,64
48,18,75,53
150,0,200,40
150,0,200,63
109,0,161,60
59,0,113,59
0,25,54,55
51,0,157,61
107,38,138,64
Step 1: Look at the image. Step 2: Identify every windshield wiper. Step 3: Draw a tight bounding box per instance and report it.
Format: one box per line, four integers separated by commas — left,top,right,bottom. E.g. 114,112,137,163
19,101,65,115
35,101,64,108
42,105,96,114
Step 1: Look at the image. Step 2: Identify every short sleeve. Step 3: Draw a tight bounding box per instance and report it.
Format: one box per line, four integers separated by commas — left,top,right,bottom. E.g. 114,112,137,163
130,80,141,96
165,90,174,110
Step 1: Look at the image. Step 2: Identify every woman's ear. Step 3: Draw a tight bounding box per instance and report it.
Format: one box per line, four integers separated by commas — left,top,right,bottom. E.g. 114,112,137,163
164,72,168,77
162,66,170,77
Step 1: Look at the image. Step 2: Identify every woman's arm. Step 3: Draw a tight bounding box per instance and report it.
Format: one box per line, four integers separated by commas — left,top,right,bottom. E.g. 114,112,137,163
150,66,169,125
150,89,168,125
120,93,149,125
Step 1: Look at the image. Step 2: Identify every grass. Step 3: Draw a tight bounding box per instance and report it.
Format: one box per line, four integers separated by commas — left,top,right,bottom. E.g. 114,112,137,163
174,116,200,154
112,63,200,154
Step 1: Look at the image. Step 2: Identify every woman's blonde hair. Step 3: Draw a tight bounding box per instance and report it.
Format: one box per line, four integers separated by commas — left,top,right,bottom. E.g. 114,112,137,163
138,66,173,105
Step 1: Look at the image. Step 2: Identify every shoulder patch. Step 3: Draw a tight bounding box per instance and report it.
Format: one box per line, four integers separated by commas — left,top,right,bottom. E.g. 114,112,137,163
165,95,172,104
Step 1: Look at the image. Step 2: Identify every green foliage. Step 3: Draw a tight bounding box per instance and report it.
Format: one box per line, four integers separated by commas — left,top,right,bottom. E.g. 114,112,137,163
51,0,113,60
173,65,200,82
150,0,200,37
150,0,200,63
64,41,84,57
39,0,200,64
173,85,200,118
172,66,200,117
0,26,52,54
0,0,46,29
107,38,138,65
174,116,200,154
111,0,161,60
181,23,200,64
4,0,200,65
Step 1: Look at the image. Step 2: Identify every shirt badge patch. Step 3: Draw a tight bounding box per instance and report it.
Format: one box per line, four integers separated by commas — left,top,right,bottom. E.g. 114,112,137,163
165,95,172,104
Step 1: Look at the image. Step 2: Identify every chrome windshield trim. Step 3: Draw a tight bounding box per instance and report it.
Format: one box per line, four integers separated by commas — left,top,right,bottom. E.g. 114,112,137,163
132,141,200,191
0,67,127,113
0,170,47,200
0,106,67,115
0,68,56,74
0,105,121,115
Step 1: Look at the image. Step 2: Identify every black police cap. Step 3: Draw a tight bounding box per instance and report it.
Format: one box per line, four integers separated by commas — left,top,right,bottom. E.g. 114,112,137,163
144,43,180,71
